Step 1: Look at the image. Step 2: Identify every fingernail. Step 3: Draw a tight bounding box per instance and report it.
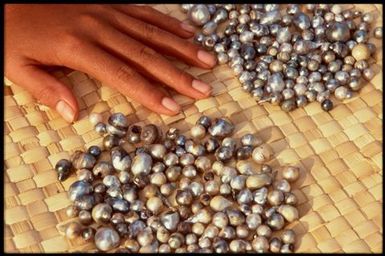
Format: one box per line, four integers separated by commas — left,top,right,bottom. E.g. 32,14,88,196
192,80,212,95
161,97,181,113
180,21,196,33
56,100,75,123
197,50,217,67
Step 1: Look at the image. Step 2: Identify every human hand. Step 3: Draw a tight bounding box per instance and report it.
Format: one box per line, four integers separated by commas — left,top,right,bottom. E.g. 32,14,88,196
5,4,217,122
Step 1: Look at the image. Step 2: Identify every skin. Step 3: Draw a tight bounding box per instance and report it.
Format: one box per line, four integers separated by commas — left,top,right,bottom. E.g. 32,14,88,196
5,4,217,122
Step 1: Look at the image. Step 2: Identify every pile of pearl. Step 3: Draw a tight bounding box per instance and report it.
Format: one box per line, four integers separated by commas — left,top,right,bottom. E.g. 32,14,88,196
57,112,302,253
183,4,382,112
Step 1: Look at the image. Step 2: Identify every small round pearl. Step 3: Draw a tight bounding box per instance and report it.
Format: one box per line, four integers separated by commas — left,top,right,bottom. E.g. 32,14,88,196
374,27,383,39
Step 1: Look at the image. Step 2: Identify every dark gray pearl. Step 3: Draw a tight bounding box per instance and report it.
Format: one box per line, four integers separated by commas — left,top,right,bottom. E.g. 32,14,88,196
312,15,324,28
242,81,254,92
270,92,283,105
354,60,369,70
208,118,234,138
255,44,268,54
239,31,254,43
267,73,285,92
362,13,373,23
74,194,95,211
55,159,73,181
236,146,253,160
236,23,248,34
71,151,97,170
321,99,333,111
108,112,128,130
305,90,317,102
296,95,308,108
252,88,264,101
202,21,217,35
194,32,205,44
103,134,120,150
240,45,256,60
328,61,342,73
224,25,236,36
330,42,349,57
346,40,358,50
294,40,316,54
260,36,273,46
349,78,363,91
326,79,339,92
276,27,291,44
215,146,233,162
358,22,370,32
282,88,295,100
87,145,101,158
282,14,292,26
335,71,350,85
281,99,297,112
197,115,211,129
353,30,369,43
293,12,311,30
287,4,300,15
212,8,228,23
217,52,229,64
244,60,257,71
294,83,307,95
207,4,216,15
95,122,107,135
260,10,281,25
269,24,282,36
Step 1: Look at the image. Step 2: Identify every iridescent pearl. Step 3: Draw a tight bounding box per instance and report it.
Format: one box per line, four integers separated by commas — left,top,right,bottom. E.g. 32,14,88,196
188,5,211,26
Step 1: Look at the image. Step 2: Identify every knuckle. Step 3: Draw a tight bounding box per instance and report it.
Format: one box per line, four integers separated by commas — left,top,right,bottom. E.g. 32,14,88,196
114,65,136,84
142,23,161,40
78,13,104,29
138,46,157,61
61,33,84,52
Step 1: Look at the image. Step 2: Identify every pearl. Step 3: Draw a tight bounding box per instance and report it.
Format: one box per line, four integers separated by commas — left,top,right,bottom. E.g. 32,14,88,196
374,27,383,39
321,99,334,111
352,43,371,61
188,5,211,26
326,22,351,42
89,112,103,125
94,227,120,251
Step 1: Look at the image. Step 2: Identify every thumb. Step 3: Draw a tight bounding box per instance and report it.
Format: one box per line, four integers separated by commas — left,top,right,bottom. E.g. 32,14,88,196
11,65,79,123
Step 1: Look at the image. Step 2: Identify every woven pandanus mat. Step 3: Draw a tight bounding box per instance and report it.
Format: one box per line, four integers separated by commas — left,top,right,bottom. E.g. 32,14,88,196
3,4,383,253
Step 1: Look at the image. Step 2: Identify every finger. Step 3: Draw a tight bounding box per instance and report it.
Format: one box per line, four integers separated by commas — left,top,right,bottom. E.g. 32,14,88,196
60,41,181,115
111,4,196,39
92,24,212,99
8,64,79,123
107,9,217,69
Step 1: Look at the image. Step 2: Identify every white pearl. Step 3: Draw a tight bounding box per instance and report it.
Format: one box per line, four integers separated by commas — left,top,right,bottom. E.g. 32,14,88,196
188,4,210,26
89,112,103,125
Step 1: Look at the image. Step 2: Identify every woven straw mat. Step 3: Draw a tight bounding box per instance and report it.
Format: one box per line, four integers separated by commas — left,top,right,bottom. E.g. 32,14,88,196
3,4,383,253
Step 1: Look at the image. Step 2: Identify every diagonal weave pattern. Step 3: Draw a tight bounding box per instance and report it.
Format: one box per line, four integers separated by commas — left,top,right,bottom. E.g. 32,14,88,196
4,4,383,253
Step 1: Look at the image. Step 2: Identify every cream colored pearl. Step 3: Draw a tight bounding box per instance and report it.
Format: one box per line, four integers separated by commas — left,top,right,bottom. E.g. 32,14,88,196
352,43,371,61
89,112,103,125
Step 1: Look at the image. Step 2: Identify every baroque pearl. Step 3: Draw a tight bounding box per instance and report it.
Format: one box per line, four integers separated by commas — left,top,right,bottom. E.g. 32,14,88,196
188,5,211,26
